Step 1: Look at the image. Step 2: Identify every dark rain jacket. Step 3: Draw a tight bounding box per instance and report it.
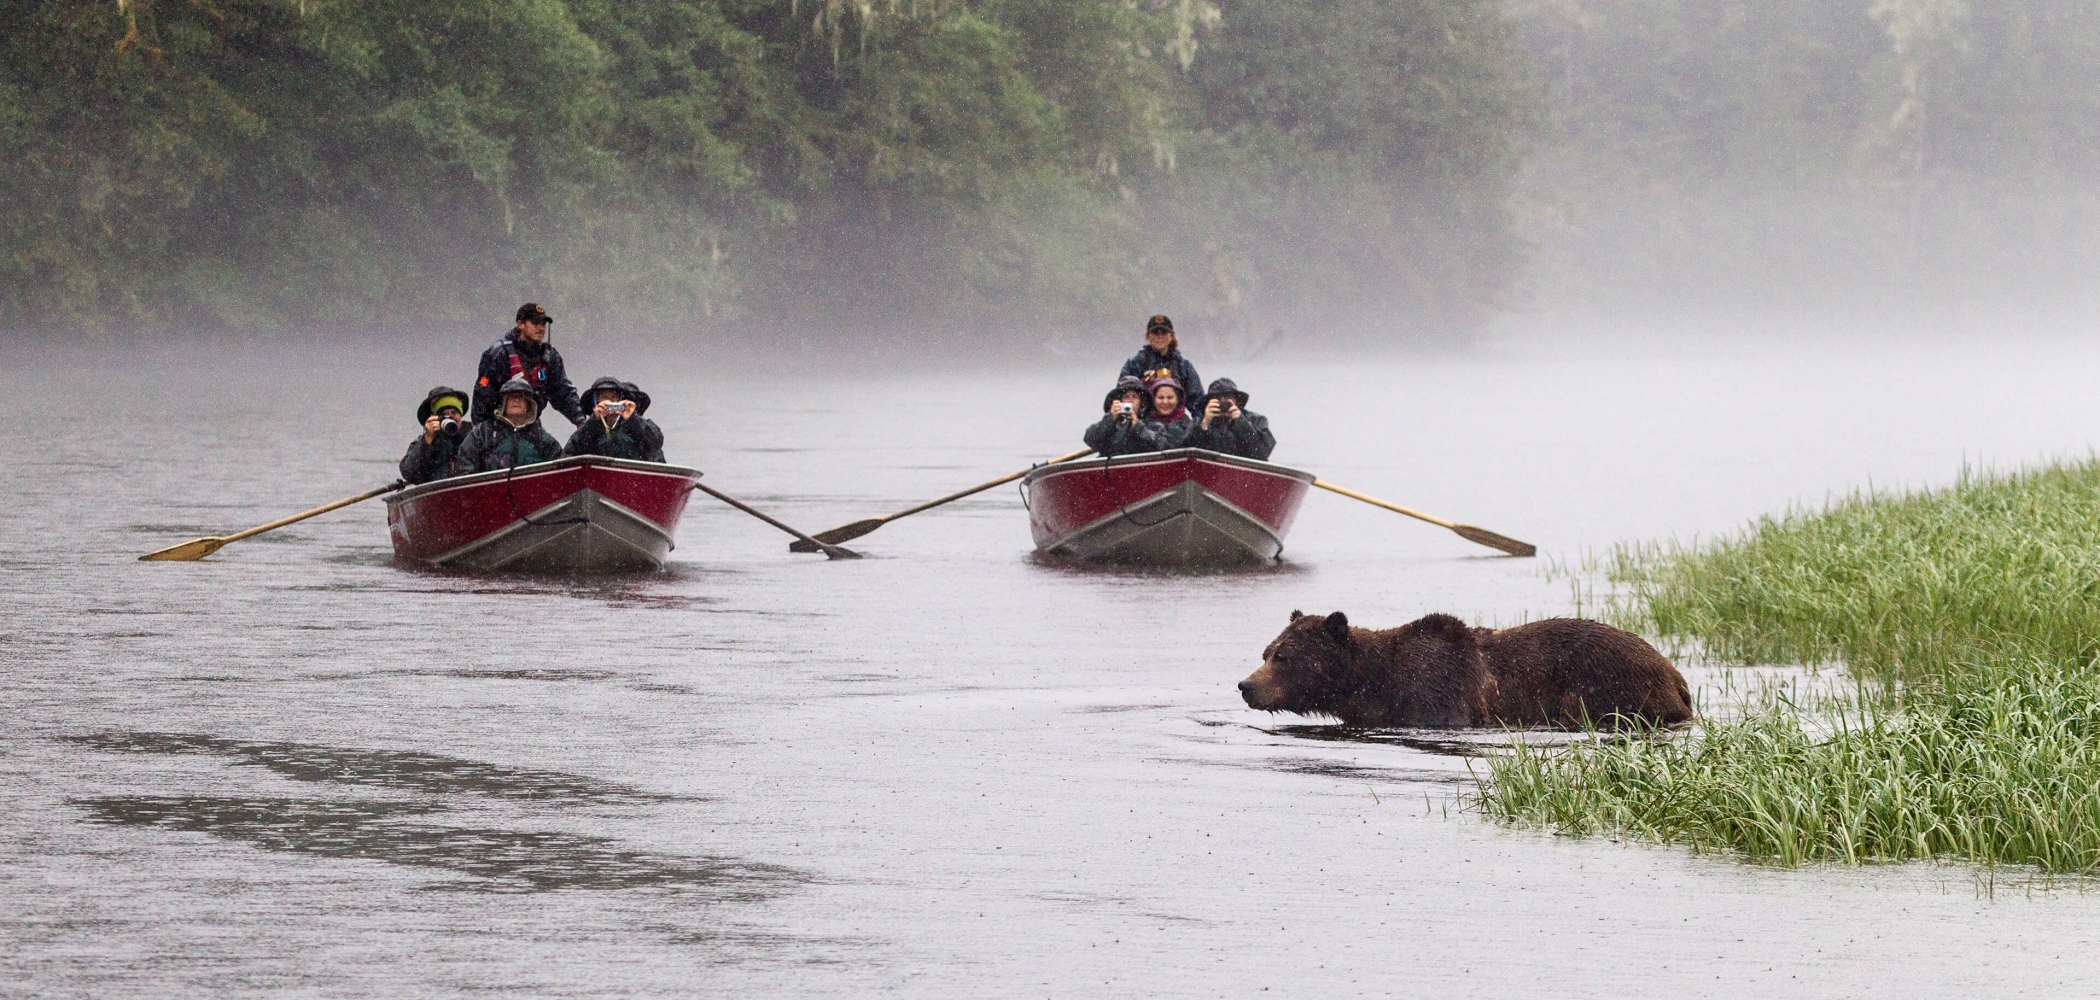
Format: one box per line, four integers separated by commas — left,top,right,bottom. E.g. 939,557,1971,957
399,423,470,484
454,416,564,473
1133,410,1197,451
565,414,666,462
471,331,586,426
1118,347,1203,408
1188,409,1275,461
1083,413,1156,457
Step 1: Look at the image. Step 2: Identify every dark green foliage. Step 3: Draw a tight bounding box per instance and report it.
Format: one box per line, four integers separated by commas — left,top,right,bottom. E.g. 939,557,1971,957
1150,0,1534,342
1484,460,2100,873
1,0,1536,345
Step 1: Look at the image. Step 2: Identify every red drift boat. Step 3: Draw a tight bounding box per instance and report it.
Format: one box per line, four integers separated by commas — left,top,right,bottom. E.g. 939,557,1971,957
1020,449,1315,565
386,456,701,574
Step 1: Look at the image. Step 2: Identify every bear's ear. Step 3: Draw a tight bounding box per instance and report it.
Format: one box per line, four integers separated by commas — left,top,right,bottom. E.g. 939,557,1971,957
1289,609,1304,621
1323,611,1350,646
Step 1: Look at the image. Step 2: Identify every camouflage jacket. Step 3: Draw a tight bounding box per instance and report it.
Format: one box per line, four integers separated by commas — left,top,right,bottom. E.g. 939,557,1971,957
1188,410,1274,461
453,417,564,473
398,424,469,484
564,415,666,462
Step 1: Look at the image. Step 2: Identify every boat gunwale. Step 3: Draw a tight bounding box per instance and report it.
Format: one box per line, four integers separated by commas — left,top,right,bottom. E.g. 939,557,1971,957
1019,448,1315,488
386,455,702,506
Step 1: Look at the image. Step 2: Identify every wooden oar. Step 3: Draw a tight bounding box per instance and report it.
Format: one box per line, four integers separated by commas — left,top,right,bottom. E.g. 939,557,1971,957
693,482,862,560
790,447,1095,552
140,481,407,562
1311,480,1536,557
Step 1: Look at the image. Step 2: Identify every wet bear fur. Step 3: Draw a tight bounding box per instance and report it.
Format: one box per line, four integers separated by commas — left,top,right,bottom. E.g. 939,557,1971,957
1240,612,1693,729
1470,618,1694,728
1238,611,1496,727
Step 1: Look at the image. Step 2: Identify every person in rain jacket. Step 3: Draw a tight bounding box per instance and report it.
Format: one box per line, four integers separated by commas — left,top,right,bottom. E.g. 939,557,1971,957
454,377,564,473
469,303,586,426
1187,378,1275,461
1083,376,1153,456
1133,376,1197,451
1118,315,1203,411
399,386,472,484
565,377,667,462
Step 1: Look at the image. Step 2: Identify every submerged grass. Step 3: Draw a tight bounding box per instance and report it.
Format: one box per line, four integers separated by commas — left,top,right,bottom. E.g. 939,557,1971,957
1480,458,2100,872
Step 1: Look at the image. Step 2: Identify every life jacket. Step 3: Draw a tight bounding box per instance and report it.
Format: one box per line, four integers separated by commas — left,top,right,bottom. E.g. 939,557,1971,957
505,339,552,390
1134,348,1185,387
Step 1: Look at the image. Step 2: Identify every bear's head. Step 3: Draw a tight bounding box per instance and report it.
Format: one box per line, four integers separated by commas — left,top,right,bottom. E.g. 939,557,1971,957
1239,610,1355,715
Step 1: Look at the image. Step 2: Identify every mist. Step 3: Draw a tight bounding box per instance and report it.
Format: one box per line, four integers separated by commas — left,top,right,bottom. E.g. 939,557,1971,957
6,1,2098,358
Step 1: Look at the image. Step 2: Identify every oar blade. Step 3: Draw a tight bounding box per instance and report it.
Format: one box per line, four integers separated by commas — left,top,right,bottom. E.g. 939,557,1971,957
789,518,886,552
1451,524,1536,558
139,537,230,562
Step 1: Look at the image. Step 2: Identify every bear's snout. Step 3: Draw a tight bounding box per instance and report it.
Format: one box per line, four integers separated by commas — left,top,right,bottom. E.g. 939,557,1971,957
1239,663,1286,710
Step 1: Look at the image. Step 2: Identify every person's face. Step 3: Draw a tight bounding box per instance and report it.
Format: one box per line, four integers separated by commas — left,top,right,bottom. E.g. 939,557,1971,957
1115,391,1142,411
597,389,622,406
502,395,531,420
517,319,549,345
1145,329,1172,353
1152,386,1180,415
436,405,463,421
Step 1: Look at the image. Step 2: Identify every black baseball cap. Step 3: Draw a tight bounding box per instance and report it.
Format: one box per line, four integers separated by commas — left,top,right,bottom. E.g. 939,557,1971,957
515,302,553,324
1146,314,1174,333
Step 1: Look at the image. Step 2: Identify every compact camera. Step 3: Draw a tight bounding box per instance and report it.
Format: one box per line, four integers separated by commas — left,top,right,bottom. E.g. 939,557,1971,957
1113,401,1136,417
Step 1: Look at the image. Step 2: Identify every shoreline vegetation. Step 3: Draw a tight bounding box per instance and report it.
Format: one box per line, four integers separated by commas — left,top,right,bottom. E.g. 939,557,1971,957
1481,458,2100,874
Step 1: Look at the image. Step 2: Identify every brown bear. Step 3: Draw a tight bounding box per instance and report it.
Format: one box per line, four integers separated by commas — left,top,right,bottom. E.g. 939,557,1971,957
1239,611,1693,729
1472,618,1694,727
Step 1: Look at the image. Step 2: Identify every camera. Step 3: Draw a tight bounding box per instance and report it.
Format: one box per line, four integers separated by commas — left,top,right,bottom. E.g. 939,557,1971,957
1113,401,1136,417
439,416,460,432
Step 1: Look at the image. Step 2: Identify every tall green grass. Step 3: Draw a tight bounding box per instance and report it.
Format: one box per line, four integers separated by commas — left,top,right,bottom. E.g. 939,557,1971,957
1481,459,2100,871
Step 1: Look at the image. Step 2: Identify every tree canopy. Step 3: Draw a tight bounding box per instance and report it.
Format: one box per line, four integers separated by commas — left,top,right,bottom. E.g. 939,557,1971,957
9,1,2096,344
1,0,1527,346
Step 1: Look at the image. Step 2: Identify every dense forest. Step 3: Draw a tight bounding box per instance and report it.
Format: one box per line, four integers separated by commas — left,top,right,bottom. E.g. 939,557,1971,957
5,1,2098,347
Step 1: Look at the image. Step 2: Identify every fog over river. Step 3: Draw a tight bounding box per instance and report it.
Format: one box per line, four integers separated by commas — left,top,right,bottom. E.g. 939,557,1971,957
6,331,2100,997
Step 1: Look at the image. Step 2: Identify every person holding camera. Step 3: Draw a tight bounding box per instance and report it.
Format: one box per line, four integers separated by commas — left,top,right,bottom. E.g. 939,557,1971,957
1083,376,1153,456
1188,378,1275,461
399,386,472,484
454,377,565,473
1132,376,1198,451
470,303,586,427
565,377,666,462
1119,315,1204,410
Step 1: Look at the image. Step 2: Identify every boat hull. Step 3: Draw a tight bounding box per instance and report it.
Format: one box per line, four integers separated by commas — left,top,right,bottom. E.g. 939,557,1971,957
1021,449,1314,565
386,456,700,574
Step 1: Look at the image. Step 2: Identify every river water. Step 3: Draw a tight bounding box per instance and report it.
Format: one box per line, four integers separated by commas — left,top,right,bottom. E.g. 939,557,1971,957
5,332,2100,997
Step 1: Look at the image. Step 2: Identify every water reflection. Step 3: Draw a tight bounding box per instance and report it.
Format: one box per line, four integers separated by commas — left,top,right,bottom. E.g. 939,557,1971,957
75,796,803,895
66,733,673,805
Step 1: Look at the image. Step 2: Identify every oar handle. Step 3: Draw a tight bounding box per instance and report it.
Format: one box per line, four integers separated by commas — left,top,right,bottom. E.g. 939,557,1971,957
876,448,1095,523
1310,480,1455,528
222,481,407,542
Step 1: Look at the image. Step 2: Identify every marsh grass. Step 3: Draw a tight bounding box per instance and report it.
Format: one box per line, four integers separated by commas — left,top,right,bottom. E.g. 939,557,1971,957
1481,458,2100,872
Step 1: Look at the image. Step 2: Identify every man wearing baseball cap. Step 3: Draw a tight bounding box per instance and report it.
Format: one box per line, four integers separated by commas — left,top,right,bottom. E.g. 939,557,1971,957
469,303,586,426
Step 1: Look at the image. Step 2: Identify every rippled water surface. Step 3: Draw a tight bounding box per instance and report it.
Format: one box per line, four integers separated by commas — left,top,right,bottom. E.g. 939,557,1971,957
7,334,2100,997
